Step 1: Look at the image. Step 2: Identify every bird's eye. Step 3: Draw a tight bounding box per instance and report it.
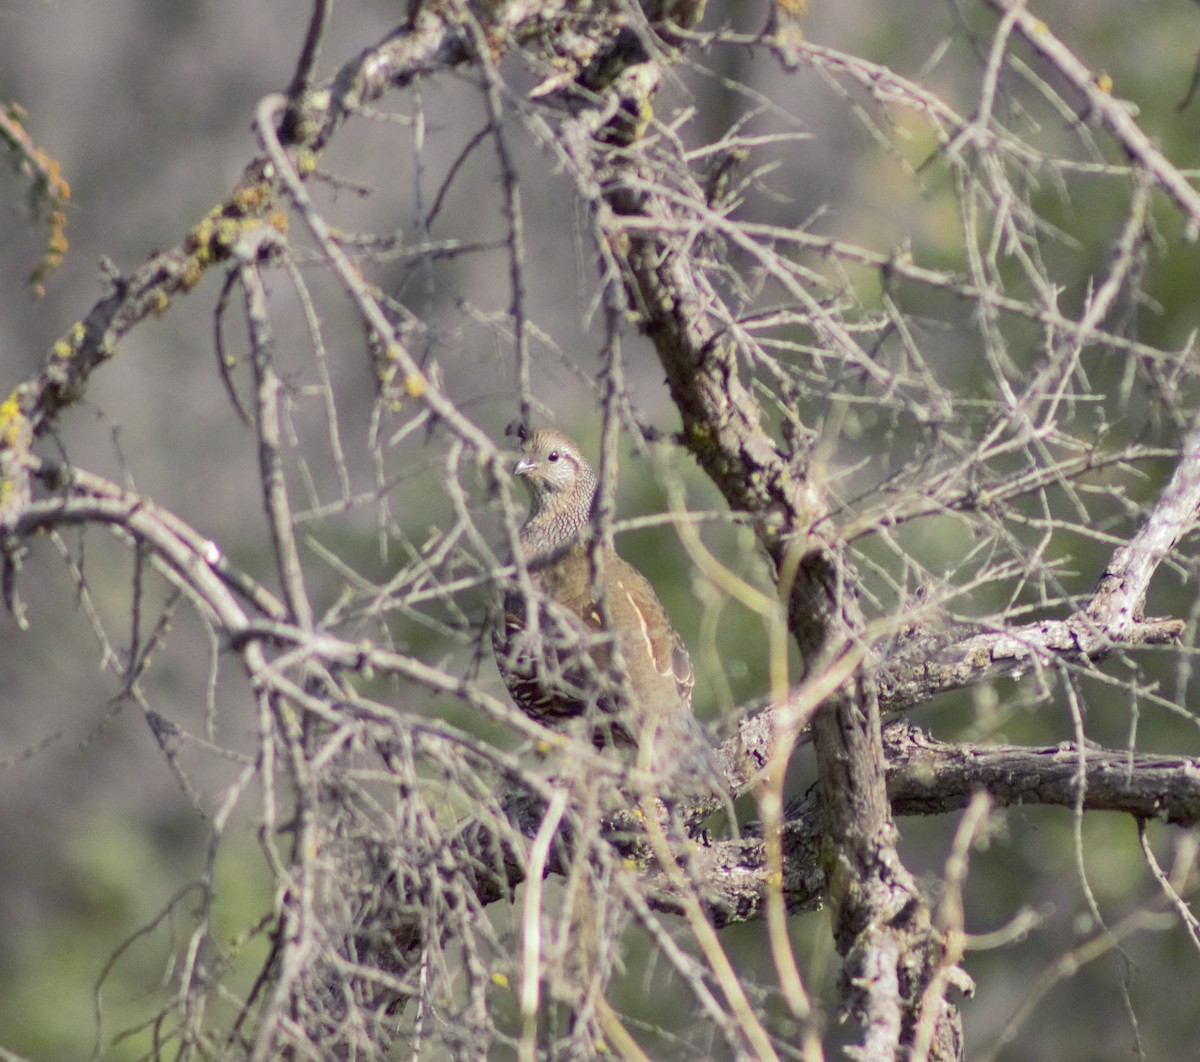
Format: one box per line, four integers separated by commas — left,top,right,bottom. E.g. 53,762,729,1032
548,451,559,462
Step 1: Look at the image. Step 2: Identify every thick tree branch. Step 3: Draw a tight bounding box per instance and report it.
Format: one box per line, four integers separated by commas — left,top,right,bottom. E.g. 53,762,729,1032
885,723,1200,826
5,2,1200,1058
533,15,966,1056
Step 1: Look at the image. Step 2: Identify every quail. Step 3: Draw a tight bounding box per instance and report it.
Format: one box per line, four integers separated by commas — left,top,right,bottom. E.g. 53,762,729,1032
493,426,716,789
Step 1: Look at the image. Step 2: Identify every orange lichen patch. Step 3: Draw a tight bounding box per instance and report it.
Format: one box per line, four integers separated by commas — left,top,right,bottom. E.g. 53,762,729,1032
2,102,73,294
230,181,274,215
180,256,207,293
185,178,285,275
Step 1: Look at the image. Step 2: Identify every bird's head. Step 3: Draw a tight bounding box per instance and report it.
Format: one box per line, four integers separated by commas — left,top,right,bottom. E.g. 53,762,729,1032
512,427,596,516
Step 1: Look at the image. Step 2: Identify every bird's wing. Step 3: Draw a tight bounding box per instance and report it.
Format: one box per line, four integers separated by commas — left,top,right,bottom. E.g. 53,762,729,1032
608,556,694,708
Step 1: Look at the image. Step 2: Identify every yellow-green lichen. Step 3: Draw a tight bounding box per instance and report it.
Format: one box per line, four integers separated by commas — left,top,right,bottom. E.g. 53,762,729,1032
149,289,171,317
187,216,216,255
214,217,242,249
0,393,27,449
50,321,85,361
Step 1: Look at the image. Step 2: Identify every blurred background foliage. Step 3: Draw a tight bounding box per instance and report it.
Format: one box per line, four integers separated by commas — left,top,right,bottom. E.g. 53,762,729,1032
3,0,1200,1058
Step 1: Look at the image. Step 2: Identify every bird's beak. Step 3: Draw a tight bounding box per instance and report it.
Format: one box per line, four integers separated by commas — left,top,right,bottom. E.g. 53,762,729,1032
514,456,536,476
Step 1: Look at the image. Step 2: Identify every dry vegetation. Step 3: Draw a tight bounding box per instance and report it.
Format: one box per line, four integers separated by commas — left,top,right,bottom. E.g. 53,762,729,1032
4,1,1200,1058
